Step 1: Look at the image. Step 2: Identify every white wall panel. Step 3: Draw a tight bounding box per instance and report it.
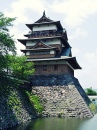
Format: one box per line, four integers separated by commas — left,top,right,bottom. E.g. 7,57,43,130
26,51,30,55
26,41,37,46
45,39,61,45
33,24,57,31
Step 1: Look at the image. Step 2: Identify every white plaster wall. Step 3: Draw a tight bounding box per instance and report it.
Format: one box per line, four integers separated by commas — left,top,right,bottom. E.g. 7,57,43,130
26,51,30,55
50,50,55,54
33,24,57,31
45,39,61,45
26,41,37,46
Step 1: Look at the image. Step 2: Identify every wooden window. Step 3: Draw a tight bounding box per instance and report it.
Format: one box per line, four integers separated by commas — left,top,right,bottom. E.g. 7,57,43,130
30,51,50,55
43,65,47,71
54,65,58,71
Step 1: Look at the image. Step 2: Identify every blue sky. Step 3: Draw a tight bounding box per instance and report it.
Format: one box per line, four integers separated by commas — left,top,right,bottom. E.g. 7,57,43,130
1,0,97,89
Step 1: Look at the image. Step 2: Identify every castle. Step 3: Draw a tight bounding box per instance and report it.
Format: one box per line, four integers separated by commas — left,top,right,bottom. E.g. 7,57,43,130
18,12,93,118
18,11,81,76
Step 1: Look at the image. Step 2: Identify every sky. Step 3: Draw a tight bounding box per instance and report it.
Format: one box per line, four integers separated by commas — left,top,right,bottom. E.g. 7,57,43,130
1,0,97,89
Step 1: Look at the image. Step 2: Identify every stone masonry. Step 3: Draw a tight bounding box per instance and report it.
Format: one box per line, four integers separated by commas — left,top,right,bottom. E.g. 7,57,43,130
0,89,36,130
31,74,93,118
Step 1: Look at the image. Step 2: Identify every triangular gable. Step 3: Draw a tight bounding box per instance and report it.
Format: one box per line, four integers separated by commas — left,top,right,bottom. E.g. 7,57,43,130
32,41,53,49
35,11,53,23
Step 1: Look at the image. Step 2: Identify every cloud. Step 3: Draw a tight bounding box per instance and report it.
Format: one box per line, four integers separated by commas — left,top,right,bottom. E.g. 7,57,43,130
3,0,48,55
84,52,97,67
4,0,97,28
4,0,46,24
72,47,81,56
82,52,97,80
9,26,26,55
75,51,97,88
69,28,87,39
51,0,97,27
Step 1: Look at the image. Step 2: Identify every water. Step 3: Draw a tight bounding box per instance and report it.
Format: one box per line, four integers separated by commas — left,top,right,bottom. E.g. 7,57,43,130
7,114,97,130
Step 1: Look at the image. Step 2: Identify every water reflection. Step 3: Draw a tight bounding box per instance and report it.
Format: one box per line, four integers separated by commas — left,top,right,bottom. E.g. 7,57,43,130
79,114,97,130
7,114,97,130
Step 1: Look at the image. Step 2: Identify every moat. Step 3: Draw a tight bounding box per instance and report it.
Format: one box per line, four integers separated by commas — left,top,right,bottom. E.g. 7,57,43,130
7,114,97,130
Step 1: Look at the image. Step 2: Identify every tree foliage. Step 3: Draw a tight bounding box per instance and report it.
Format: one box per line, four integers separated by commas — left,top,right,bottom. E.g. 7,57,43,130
89,103,97,114
0,12,15,28
86,88,97,95
0,32,16,55
0,12,35,87
0,12,16,55
9,55,35,80
0,12,16,72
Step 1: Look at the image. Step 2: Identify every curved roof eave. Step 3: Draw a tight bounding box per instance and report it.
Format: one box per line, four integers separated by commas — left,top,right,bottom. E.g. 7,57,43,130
21,47,56,52
17,39,26,46
18,36,71,47
26,56,81,69
67,57,82,69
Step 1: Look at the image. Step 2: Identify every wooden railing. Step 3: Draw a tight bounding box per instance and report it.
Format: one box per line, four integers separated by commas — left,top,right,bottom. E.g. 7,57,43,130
28,30,66,38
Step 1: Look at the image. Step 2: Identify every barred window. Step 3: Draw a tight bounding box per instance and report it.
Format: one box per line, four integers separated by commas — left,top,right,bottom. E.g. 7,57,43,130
30,51,50,55
43,65,47,71
54,65,58,71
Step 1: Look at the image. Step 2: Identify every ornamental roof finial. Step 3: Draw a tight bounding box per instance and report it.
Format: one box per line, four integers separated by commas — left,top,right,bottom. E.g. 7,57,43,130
43,10,46,16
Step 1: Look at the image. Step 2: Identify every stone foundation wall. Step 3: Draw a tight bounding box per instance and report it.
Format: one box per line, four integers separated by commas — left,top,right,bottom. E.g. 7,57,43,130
31,74,93,118
0,74,93,129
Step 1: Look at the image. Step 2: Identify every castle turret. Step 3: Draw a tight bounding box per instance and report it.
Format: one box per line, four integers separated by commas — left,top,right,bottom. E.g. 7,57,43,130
18,12,93,118
18,12,81,76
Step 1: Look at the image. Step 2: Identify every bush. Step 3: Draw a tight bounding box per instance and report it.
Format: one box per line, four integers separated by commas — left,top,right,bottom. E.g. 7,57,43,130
89,103,97,114
25,91,44,114
86,88,97,95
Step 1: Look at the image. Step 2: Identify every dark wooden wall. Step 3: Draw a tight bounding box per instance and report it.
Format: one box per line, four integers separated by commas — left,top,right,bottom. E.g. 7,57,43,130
34,64,74,76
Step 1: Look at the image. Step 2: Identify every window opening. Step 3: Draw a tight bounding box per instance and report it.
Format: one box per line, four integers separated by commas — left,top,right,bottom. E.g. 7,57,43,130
43,65,47,71
54,65,58,71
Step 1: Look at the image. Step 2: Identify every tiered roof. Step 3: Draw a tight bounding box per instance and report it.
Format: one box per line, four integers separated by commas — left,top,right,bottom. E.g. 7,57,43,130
18,11,81,70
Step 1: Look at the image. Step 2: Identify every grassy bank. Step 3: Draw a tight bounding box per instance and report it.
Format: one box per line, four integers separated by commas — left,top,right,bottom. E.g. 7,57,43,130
25,90,44,114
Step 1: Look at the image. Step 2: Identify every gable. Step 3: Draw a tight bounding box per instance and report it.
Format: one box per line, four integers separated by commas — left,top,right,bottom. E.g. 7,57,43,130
32,41,53,49
33,42,47,49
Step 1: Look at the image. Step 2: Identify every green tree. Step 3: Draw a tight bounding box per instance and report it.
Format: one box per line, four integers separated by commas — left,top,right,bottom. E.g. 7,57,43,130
0,12,35,87
86,88,97,95
0,12,16,72
0,12,16,55
9,55,35,80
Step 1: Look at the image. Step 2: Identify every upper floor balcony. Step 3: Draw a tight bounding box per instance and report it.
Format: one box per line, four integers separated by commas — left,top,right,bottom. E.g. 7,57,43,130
24,29,67,40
